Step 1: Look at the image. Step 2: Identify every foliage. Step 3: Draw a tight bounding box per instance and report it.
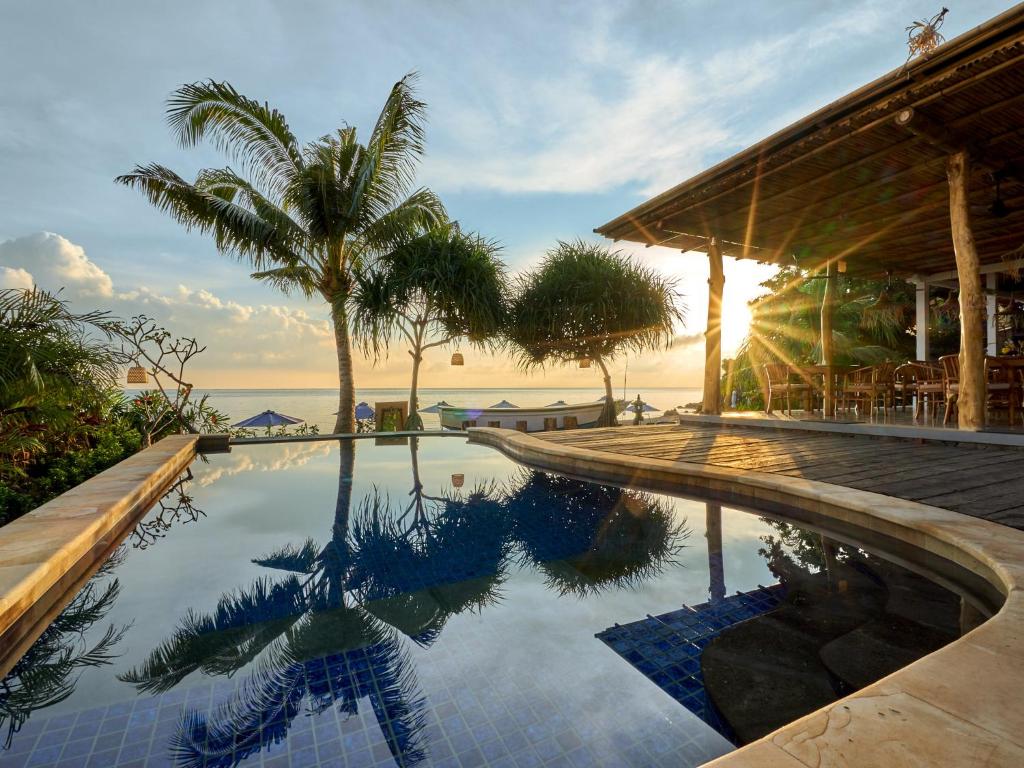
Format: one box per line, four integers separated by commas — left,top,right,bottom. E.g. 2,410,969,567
117,75,445,433
0,288,223,525
118,315,225,444
0,288,125,469
506,240,684,367
725,267,958,409
351,223,507,428
505,240,684,424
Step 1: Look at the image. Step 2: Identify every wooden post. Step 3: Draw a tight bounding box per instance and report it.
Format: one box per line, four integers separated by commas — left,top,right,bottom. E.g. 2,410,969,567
948,151,985,429
706,502,725,603
820,259,836,417
702,237,725,414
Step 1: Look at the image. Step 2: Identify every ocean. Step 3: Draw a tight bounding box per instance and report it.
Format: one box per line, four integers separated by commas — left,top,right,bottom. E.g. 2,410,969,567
166,387,703,431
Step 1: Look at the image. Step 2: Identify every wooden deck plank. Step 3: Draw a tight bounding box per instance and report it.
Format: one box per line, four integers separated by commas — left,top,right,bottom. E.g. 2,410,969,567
535,424,1024,530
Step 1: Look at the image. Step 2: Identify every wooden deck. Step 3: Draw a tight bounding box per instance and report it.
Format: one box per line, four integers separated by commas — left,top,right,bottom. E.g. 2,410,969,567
536,423,1024,530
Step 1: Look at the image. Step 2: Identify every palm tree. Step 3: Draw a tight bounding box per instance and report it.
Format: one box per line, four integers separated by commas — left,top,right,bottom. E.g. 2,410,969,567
505,240,685,426
116,75,444,433
351,223,506,429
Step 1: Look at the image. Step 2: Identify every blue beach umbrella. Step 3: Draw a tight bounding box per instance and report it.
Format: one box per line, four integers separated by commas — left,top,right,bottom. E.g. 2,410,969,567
355,402,375,420
489,400,518,409
231,410,305,429
418,401,453,414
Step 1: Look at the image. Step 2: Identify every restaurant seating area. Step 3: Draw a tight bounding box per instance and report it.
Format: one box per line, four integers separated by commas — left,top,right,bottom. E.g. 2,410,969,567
762,357,1024,428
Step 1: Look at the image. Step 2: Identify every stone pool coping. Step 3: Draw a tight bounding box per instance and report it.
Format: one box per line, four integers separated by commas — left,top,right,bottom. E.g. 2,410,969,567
469,427,1024,767
0,434,198,668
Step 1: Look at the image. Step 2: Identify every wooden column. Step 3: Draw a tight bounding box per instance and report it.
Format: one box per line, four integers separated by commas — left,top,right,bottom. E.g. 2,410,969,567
948,151,986,429
820,259,836,417
706,502,726,603
702,237,725,414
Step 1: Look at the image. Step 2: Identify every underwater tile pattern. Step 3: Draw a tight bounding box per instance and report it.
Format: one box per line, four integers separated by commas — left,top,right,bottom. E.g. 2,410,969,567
596,585,785,743
0,631,730,768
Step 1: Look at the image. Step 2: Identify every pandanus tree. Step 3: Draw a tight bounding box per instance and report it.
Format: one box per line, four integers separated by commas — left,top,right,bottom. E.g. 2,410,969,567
505,240,685,426
116,75,444,433
503,470,689,597
351,223,506,429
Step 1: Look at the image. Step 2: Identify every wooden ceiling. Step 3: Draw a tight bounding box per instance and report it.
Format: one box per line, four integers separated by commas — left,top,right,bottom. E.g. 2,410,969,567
596,5,1024,278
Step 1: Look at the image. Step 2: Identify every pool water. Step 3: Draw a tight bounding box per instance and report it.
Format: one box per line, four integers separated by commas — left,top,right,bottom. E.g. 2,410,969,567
0,438,973,768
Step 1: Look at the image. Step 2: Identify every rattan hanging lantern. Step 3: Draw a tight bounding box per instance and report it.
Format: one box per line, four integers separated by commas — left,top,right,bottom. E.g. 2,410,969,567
126,365,149,384
578,357,592,369
450,351,464,366
451,473,465,488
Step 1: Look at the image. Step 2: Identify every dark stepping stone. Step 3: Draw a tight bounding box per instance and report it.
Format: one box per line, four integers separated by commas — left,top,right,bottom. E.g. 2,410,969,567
701,613,838,744
819,614,957,690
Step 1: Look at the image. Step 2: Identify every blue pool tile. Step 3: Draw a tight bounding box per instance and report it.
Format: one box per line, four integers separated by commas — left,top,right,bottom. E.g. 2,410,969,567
456,745,486,768
25,744,62,767
0,751,29,768
86,748,120,768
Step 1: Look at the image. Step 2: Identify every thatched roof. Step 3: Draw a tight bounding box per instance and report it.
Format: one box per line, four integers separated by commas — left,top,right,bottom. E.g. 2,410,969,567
596,4,1024,278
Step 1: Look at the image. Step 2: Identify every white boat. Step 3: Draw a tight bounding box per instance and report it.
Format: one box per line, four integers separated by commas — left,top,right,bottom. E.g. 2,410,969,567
438,401,606,432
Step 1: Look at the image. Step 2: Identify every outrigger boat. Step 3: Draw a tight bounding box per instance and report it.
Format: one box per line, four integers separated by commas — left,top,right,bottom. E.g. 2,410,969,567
438,400,607,432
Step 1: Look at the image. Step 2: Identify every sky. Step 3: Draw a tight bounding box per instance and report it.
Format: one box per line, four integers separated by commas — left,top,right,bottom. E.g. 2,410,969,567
0,0,1016,390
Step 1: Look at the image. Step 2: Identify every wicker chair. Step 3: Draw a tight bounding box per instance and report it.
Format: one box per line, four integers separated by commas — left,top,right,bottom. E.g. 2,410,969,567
841,362,897,415
895,362,943,419
763,363,810,415
984,356,1018,426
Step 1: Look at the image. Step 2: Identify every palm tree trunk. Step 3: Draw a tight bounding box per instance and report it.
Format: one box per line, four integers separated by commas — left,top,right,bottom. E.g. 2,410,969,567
332,301,356,434
405,347,424,430
324,440,355,605
596,357,618,427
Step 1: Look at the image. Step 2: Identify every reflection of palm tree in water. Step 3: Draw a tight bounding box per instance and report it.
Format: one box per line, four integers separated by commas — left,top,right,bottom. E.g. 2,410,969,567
121,442,430,768
121,445,689,767
0,549,130,747
504,471,689,597
347,437,514,644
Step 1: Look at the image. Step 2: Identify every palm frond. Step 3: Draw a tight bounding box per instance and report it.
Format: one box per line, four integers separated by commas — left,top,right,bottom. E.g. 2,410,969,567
167,80,302,198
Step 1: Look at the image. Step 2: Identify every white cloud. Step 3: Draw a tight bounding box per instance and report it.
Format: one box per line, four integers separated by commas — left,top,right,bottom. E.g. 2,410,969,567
422,3,886,197
0,266,33,290
0,232,113,298
0,232,333,371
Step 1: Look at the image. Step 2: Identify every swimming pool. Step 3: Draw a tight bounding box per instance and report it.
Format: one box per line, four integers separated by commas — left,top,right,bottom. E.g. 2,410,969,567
0,437,976,767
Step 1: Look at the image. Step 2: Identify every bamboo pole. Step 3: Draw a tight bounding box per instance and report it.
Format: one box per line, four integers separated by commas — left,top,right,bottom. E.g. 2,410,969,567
947,150,986,429
821,259,836,417
702,237,725,414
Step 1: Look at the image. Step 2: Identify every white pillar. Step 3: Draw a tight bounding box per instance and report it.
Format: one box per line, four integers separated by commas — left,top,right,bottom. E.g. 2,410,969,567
915,281,930,361
986,273,997,356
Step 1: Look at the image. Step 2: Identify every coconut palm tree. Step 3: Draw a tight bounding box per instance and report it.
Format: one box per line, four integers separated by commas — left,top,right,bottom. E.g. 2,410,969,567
351,223,506,429
116,75,444,433
505,240,685,426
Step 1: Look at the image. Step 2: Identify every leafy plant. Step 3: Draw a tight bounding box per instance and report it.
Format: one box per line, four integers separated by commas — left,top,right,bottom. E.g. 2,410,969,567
117,75,445,433
505,240,685,425
352,223,507,428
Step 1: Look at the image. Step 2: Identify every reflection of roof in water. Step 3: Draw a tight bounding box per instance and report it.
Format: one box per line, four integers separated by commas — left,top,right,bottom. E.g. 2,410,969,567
596,584,784,743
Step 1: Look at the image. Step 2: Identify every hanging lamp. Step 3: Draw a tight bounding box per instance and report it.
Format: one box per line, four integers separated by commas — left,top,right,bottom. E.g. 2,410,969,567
126,364,149,384
450,351,464,366
451,473,465,488
578,357,592,369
